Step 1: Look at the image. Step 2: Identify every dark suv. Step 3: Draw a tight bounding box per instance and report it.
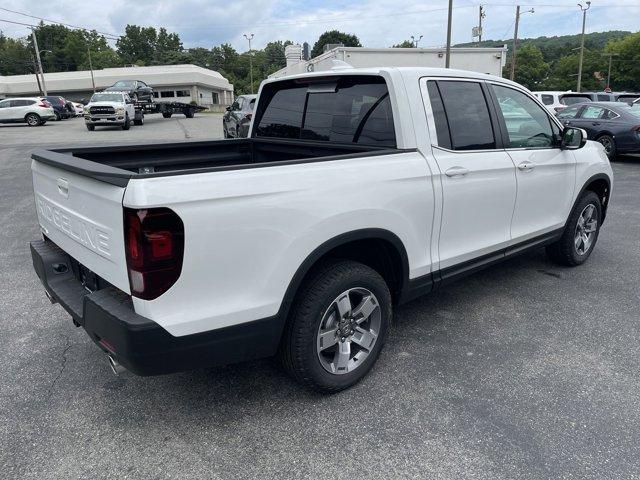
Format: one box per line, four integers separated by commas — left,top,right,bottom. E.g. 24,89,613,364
104,80,154,103
43,96,72,120
223,94,257,138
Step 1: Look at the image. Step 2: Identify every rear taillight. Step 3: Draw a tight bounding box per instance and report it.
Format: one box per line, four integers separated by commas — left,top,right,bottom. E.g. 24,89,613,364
124,207,184,300
39,100,51,108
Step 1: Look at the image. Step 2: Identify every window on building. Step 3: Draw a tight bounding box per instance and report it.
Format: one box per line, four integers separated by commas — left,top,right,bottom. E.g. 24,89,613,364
160,91,174,98
152,92,159,98
176,90,190,97
212,92,219,104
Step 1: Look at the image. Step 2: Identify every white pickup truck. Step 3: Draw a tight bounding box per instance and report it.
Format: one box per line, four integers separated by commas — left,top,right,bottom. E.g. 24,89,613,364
84,91,142,131
30,67,612,392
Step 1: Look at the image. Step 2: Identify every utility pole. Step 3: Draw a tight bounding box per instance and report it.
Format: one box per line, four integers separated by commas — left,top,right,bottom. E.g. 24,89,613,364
576,1,591,93
31,57,43,95
411,35,423,48
478,5,485,44
31,28,47,96
601,52,619,91
244,33,254,94
510,6,534,81
445,0,453,68
87,46,96,92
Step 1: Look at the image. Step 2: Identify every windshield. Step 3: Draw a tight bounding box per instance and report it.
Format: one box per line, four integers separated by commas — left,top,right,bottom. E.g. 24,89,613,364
112,81,135,87
90,93,123,103
624,105,640,118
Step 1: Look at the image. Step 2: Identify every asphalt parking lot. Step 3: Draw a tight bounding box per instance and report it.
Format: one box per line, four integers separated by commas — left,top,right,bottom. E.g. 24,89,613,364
1,115,640,479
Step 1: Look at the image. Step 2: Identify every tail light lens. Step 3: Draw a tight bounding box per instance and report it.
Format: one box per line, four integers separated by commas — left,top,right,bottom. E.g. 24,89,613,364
124,207,184,300
39,100,51,108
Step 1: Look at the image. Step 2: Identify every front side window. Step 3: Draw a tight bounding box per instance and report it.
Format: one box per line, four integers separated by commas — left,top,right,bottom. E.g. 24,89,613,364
492,84,554,148
255,76,396,147
581,106,606,119
0,100,9,108
432,80,495,150
556,106,581,119
541,94,554,105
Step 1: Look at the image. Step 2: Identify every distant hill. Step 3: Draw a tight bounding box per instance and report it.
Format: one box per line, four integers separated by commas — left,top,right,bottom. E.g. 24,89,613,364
455,31,631,62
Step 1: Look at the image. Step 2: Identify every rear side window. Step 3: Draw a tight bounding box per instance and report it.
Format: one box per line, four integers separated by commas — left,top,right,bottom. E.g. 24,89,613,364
541,94,554,105
428,80,495,151
255,76,396,147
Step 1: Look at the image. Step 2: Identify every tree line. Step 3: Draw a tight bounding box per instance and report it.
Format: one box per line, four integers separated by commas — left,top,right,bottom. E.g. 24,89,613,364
1,23,638,95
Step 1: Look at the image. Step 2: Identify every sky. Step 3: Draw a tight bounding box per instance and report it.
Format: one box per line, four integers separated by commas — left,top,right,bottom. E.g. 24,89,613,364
1,0,639,52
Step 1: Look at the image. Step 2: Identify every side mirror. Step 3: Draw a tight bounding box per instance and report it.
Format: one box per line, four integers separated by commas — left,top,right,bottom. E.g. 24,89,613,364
561,127,587,150
225,106,231,111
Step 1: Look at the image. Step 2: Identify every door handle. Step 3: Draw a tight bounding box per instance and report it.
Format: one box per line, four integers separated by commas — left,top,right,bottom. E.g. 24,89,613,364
445,166,469,177
592,122,600,126
564,121,571,125
57,178,69,198
517,162,536,172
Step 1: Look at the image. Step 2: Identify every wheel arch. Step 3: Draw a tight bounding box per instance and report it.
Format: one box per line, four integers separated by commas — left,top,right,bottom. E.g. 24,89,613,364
276,229,410,326
575,173,612,223
24,112,41,122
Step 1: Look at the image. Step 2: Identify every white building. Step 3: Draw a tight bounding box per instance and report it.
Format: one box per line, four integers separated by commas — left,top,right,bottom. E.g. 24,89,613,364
270,45,508,79
0,64,234,109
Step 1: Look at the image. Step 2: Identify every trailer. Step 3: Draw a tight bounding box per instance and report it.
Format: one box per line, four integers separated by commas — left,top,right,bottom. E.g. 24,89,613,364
135,100,207,120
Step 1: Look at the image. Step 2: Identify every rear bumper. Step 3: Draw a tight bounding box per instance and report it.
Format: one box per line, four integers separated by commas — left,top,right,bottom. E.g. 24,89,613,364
30,239,283,376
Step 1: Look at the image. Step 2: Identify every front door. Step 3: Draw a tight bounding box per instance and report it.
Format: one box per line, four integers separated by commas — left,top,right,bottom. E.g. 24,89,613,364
422,79,517,270
490,83,576,242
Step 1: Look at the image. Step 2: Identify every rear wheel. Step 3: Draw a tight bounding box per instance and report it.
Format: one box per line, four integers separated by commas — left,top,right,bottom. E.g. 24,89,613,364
54,111,61,121
546,191,602,266
280,260,391,393
596,134,616,159
184,110,194,118
25,113,41,126
86,124,95,131
162,112,172,119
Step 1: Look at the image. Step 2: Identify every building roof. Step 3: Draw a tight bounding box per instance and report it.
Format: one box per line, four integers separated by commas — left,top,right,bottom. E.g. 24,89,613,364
0,64,233,96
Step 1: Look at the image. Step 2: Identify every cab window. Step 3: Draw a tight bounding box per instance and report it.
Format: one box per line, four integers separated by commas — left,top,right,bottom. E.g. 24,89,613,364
541,94,554,105
492,84,554,148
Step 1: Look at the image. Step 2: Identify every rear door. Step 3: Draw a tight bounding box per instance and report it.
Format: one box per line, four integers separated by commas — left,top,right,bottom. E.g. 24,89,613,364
422,79,517,270
32,160,130,293
489,83,575,240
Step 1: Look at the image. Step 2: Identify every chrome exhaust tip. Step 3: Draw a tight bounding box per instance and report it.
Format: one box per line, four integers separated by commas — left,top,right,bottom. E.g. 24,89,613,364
108,355,127,375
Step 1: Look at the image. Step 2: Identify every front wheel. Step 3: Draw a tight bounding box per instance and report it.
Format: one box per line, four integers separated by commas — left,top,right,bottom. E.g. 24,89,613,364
25,113,41,126
162,112,172,119
86,124,95,131
280,260,392,393
546,191,602,266
121,114,131,130
133,114,144,126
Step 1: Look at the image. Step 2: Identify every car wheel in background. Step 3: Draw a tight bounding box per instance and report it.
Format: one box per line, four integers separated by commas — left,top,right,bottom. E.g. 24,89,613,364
596,134,616,159
25,113,41,126
133,114,144,126
86,124,95,131
121,114,131,130
162,112,172,119
546,191,602,266
279,259,392,393
54,111,61,121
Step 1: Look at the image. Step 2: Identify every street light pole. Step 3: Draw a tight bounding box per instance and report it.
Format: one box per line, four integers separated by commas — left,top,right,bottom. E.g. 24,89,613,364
244,33,254,94
410,35,423,48
510,6,534,81
445,0,453,68
31,28,47,96
478,5,485,44
87,46,96,92
601,52,619,90
577,1,591,93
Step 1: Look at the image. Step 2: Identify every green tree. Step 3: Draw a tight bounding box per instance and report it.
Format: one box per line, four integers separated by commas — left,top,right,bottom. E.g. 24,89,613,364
0,33,32,75
392,40,415,48
503,44,550,89
605,32,640,91
116,25,158,65
310,30,361,58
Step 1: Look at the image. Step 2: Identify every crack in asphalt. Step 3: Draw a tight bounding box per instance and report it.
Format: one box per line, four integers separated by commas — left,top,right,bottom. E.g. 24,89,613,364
175,118,192,139
47,337,73,397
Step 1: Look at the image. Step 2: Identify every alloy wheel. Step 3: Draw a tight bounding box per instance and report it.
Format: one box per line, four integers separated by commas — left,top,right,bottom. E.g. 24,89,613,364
316,287,381,375
574,203,598,255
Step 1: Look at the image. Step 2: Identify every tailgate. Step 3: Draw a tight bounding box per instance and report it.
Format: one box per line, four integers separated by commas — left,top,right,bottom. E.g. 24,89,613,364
32,159,130,293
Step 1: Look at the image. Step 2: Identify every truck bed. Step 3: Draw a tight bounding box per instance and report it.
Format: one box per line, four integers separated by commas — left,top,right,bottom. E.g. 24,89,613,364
32,138,399,187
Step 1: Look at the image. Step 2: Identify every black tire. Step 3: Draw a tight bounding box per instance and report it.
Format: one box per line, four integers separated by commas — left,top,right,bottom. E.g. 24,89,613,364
25,113,41,126
54,111,61,121
86,124,95,131
162,112,172,119
133,114,144,126
546,191,602,266
185,110,194,118
596,134,616,160
279,260,392,393
39,120,47,126
121,114,131,130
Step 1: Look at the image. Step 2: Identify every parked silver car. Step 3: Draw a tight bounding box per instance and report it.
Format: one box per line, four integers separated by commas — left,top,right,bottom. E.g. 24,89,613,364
223,94,257,138
0,97,56,126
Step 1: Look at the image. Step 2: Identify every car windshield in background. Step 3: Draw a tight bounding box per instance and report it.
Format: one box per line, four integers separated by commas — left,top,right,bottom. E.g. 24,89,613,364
112,81,135,87
561,96,591,105
255,76,396,147
625,105,640,118
90,94,123,102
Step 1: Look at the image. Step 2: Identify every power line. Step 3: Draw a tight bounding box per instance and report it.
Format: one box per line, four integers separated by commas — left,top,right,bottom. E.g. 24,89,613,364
0,6,121,39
